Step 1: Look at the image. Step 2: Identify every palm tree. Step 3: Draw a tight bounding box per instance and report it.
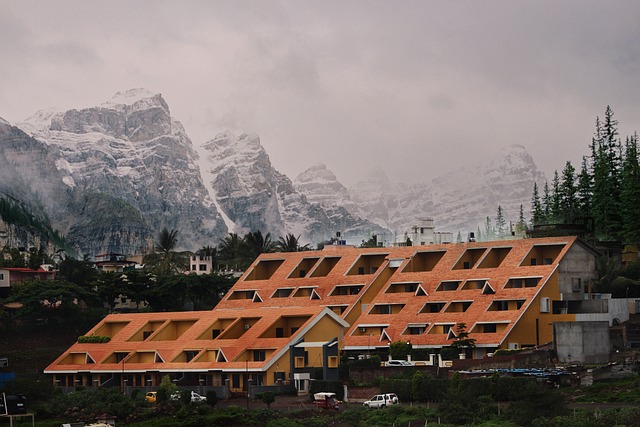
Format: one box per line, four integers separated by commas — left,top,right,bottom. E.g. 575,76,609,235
217,233,243,270
143,228,188,275
275,233,310,252
199,245,217,257
240,231,276,268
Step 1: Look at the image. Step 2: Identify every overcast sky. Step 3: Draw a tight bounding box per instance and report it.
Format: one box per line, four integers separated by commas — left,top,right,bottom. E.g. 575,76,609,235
1,1,639,187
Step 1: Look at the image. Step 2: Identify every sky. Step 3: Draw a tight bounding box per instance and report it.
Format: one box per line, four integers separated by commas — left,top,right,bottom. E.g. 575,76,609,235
1,1,639,187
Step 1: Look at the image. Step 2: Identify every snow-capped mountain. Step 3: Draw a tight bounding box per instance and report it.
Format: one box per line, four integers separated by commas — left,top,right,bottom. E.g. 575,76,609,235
3,89,228,255
202,132,387,245
343,145,546,239
1,88,546,256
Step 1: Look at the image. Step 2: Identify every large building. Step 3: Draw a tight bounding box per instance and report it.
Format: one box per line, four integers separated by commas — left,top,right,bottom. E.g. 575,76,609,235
45,236,606,394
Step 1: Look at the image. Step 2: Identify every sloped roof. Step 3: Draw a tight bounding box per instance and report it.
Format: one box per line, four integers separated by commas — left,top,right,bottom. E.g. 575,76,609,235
47,235,595,375
45,306,346,374
217,236,586,349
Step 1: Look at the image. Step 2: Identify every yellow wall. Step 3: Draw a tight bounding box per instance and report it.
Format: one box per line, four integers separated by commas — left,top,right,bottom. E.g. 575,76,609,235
503,271,575,348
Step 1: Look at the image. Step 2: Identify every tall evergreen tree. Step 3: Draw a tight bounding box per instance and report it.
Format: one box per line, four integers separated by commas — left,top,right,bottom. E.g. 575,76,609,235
495,205,507,238
531,182,543,227
560,161,577,222
602,106,623,238
550,170,562,222
542,181,551,223
576,156,592,218
484,216,494,241
621,133,640,242
516,204,527,235
592,107,623,240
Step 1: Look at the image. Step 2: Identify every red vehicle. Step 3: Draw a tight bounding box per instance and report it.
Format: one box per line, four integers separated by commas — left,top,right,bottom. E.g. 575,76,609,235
313,392,340,410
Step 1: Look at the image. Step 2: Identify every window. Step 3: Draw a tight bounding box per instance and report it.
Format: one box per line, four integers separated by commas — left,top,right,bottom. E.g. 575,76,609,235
276,328,284,338
0,273,3,280
295,357,305,368
328,356,339,368
199,264,207,271
212,329,221,339
253,350,266,362
331,285,362,296
273,288,293,298
358,267,365,275
185,351,197,362
143,330,153,340
421,302,446,313
483,324,497,333
571,277,582,292
407,326,426,335
540,297,550,313
192,265,196,270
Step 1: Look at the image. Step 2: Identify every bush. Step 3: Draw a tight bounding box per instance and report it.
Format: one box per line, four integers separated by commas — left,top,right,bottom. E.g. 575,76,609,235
77,335,111,343
380,378,412,402
206,390,218,407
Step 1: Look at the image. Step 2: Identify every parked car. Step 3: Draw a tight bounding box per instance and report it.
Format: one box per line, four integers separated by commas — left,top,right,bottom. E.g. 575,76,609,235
384,360,413,367
363,393,399,408
384,393,399,404
145,391,157,403
170,390,207,402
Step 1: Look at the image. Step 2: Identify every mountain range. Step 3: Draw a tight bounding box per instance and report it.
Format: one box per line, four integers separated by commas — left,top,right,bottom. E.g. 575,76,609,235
0,89,546,257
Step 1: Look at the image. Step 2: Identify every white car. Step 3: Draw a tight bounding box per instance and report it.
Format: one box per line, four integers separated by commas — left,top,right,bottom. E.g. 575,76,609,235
363,393,399,408
384,360,413,367
170,390,207,402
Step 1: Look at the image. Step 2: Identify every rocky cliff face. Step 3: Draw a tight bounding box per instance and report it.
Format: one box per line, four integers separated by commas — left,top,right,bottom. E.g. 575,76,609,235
1,89,547,256
3,89,227,256
202,132,387,245
345,145,546,239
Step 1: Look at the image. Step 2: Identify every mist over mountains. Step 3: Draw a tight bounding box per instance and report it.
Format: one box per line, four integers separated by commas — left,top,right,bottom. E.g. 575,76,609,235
0,89,545,256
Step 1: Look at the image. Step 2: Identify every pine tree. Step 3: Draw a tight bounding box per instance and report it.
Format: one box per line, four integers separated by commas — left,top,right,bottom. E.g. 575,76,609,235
550,170,562,222
592,107,623,240
602,106,623,238
476,226,483,242
484,216,494,241
531,182,543,227
621,133,640,242
543,181,551,223
560,161,577,222
576,156,592,218
495,205,507,238
516,204,527,235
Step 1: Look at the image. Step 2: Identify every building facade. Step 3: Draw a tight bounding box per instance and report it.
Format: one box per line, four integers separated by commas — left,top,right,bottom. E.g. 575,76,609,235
46,236,609,394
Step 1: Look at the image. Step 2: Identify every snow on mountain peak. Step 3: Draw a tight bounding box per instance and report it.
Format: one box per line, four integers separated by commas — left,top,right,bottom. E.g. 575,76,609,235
295,163,337,184
103,88,157,107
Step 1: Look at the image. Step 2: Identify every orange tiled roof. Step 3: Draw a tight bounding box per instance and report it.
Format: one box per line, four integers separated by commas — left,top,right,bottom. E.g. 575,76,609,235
46,235,597,375
45,306,346,374
218,236,588,349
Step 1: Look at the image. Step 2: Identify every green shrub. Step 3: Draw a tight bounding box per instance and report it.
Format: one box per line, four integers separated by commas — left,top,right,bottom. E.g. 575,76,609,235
77,335,111,343
206,390,218,407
